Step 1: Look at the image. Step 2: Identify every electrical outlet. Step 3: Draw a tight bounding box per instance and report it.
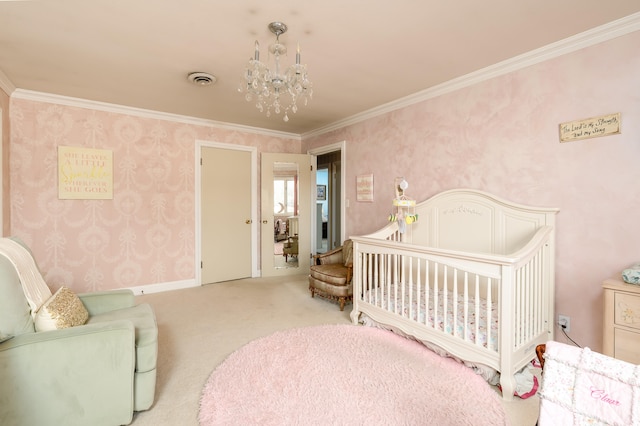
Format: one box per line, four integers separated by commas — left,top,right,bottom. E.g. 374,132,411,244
558,315,571,333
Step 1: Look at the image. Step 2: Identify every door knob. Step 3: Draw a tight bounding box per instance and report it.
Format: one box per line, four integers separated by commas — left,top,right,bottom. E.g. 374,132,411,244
245,220,252,224
262,220,268,224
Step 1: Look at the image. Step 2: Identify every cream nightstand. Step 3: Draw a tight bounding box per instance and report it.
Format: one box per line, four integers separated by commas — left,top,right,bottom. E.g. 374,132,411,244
603,276,640,363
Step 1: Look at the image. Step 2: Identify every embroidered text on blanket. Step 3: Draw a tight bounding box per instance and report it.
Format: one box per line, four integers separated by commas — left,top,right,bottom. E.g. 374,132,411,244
590,387,621,406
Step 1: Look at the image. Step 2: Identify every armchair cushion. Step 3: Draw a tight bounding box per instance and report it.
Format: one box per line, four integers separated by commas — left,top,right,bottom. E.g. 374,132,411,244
35,286,89,332
79,289,135,315
309,263,350,286
88,303,158,374
88,302,158,411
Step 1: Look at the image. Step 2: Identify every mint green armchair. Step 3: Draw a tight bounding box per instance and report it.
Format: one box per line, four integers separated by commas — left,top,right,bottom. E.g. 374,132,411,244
0,239,158,426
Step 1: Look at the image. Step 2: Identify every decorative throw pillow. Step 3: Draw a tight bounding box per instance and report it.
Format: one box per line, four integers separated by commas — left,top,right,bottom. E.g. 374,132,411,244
34,287,89,332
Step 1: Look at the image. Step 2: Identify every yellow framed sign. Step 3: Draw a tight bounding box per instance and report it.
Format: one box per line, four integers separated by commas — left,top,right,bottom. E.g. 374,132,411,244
58,146,113,200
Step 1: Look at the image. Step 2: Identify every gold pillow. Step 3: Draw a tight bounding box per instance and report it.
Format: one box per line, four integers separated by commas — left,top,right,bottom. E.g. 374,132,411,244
35,287,89,332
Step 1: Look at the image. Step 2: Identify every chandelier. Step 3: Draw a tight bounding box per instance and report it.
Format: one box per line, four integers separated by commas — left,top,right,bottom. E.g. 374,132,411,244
239,22,312,122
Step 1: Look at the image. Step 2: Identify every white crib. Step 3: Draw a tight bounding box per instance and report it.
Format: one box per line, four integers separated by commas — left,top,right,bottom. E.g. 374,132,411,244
350,189,559,401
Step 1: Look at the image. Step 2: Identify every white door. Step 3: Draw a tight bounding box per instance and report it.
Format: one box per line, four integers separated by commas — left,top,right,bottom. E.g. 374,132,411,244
261,153,311,277
201,146,252,283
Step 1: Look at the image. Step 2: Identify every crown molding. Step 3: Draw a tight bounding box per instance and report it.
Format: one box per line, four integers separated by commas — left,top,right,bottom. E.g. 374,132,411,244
0,69,16,96
6,12,639,141
303,12,640,140
11,89,301,141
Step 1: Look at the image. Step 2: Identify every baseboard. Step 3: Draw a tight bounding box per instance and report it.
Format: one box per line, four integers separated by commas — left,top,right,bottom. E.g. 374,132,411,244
128,279,198,296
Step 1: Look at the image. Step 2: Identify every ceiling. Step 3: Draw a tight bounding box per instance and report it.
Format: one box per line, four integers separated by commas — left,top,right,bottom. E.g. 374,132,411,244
1,1,639,136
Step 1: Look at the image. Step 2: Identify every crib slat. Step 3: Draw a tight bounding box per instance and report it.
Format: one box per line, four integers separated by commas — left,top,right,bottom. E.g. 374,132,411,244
516,267,523,346
386,252,391,312
443,266,449,334
490,278,493,350
433,262,439,331
473,274,480,342
401,255,406,316
425,260,431,327
416,259,422,323
453,268,458,340
463,273,469,341
526,261,532,342
409,256,414,320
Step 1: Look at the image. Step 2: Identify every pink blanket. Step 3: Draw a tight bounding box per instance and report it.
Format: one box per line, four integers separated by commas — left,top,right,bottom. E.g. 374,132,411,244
539,341,640,425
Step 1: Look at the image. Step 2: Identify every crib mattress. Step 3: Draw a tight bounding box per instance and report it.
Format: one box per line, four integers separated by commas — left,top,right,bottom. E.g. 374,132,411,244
364,285,498,350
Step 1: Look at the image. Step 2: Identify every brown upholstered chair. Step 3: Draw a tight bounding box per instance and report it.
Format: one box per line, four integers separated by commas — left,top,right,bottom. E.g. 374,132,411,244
282,236,298,261
308,240,353,311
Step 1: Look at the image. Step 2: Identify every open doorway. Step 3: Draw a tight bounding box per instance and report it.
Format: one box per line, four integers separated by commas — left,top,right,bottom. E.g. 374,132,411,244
315,150,342,254
309,141,346,256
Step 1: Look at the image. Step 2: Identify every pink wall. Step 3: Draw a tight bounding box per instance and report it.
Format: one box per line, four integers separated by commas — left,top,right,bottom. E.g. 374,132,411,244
304,31,640,351
9,100,299,291
7,31,639,352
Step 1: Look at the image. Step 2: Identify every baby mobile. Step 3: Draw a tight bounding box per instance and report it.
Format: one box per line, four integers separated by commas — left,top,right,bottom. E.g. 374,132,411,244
388,177,418,234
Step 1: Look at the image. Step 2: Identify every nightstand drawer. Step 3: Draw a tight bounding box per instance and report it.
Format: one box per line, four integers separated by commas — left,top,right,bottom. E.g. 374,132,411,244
614,328,640,364
614,292,640,330
603,276,640,361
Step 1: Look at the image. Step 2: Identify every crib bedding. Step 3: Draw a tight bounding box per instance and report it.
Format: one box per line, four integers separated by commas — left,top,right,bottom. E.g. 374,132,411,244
361,285,500,385
539,341,640,425
364,285,498,350
361,312,501,384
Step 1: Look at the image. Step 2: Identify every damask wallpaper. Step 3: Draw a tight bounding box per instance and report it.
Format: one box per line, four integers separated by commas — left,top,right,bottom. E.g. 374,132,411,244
6,29,640,353
9,99,296,292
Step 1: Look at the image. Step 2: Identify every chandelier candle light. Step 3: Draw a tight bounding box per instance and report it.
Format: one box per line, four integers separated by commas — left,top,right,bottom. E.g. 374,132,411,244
239,22,313,122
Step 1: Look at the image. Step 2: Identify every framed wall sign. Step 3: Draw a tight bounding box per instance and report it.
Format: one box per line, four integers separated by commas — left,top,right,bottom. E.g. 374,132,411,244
58,146,113,200
356,174,374,202
559,112,621,142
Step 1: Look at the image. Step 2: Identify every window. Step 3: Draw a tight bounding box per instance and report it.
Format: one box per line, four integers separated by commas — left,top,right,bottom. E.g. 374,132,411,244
273,162,298,215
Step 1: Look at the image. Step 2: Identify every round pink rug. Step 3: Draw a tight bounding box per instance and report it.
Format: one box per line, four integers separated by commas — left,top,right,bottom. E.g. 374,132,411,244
199,324,507,425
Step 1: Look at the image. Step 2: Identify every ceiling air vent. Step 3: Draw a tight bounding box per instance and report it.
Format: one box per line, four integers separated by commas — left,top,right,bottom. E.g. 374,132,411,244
187,72,217,86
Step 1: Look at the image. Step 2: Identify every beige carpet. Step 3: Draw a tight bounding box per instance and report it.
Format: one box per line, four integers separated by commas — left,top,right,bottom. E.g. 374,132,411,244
130,275,541,425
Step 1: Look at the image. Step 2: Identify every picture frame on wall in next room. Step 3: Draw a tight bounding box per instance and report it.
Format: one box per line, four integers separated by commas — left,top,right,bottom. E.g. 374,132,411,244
316,185,326,201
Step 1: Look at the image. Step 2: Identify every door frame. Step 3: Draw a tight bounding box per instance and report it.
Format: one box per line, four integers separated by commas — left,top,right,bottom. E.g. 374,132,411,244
195,140,259,285
308,141,346,249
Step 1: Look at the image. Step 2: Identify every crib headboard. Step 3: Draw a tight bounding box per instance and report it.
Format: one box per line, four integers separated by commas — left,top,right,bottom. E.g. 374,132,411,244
406,189,559,255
